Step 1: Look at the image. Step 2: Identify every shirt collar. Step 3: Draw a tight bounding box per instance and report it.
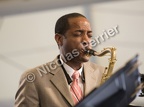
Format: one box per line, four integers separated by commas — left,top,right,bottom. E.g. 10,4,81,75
59,55,83,78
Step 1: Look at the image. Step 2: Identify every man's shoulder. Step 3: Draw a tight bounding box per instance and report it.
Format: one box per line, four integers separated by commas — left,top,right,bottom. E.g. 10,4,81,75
20,56,61,81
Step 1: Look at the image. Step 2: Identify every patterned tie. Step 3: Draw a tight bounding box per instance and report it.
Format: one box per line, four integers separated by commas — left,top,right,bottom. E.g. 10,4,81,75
70,71,83,105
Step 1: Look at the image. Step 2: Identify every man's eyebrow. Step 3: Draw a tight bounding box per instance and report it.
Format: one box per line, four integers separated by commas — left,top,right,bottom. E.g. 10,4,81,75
74,30,83,32
88,31,92,33
74,30,92,33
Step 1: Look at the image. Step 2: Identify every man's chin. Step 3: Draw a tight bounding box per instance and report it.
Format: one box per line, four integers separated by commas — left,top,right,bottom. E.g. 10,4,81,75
80,55,91,62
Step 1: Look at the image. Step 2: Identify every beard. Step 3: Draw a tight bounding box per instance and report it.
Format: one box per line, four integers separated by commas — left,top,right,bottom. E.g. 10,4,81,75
77,49,91,62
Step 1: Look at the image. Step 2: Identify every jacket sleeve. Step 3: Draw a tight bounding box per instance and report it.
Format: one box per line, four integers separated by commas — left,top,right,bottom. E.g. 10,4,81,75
14,72,39,107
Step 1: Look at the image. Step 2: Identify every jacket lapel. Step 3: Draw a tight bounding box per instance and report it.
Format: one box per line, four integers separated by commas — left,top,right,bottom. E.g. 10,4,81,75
83,62,101,96
50,58,74,106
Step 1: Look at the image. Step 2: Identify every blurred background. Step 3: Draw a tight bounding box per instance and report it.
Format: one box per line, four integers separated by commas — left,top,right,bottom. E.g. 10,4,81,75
0,0,144,106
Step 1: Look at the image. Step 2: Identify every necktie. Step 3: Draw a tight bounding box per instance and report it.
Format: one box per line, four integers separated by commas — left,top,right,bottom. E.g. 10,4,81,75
70,71,83,105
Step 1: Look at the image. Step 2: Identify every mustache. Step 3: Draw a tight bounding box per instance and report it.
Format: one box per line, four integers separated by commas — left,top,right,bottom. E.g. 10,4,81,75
79,42,92,55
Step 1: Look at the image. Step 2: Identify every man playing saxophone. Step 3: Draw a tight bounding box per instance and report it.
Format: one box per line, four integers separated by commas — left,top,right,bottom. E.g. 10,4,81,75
15,13,106,107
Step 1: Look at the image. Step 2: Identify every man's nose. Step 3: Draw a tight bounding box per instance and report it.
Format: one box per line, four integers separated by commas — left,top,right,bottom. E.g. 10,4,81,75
81,41,89,47
81,35,91,48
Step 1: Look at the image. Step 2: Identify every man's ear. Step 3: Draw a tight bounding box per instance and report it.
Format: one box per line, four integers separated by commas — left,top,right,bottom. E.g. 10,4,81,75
55,33,63,46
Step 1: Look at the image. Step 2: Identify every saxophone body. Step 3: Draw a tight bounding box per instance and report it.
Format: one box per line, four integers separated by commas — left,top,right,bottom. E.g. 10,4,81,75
85,47,117,85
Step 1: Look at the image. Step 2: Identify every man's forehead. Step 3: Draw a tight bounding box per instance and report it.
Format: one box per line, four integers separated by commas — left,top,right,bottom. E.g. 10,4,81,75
68,17,91,29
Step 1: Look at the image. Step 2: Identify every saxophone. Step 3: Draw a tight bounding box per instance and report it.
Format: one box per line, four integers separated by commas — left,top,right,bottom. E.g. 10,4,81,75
85,47,117,85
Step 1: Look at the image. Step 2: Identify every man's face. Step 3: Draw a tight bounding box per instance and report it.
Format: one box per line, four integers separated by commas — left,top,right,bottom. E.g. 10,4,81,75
60,17,92,63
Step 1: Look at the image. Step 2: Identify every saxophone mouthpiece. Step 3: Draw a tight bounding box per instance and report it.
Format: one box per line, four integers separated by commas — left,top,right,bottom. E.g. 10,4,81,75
84,49,95,56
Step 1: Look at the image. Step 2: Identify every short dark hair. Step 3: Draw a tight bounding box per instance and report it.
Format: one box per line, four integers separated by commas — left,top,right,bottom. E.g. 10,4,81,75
55,13,86,35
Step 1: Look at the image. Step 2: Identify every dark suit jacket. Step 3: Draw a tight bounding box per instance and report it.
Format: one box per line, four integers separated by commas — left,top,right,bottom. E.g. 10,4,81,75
15,56,105,107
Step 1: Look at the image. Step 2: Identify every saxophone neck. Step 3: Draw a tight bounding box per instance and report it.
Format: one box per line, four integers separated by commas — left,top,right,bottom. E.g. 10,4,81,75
85,47,116,58
85,47,117,85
